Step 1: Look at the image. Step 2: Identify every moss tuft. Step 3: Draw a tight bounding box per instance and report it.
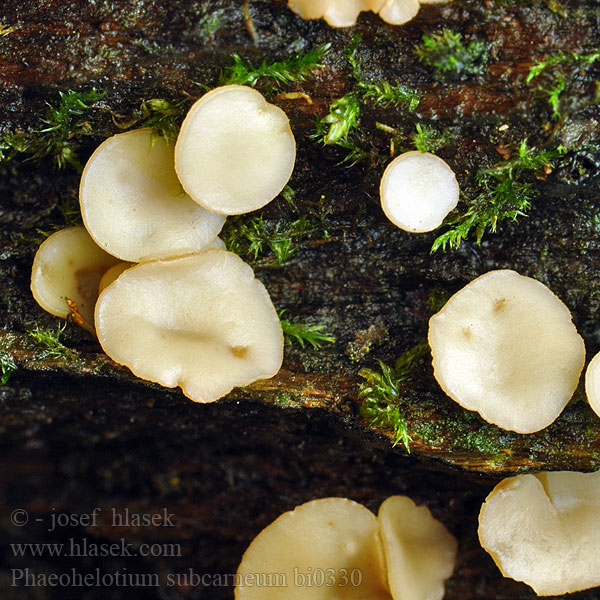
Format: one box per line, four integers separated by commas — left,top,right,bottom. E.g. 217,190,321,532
415,30,488,81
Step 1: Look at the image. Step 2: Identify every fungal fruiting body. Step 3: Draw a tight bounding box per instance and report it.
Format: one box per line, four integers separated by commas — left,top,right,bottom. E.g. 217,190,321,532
98,262,132,293
80,128,225,262
95,250,284,403
286,0,444,27
236,498,389,599
478,471,600,595
235,496,457,600
428,270,585,433
380,151,459,233
585,351,600,418
30,226,121,333
378,496,457,600
174,85,296,215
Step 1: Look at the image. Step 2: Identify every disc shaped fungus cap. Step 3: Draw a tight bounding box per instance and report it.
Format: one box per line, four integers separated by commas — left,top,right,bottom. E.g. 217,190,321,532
31,226,121,333
478,471,600,596
95,250,283,403
428,270,585,433
378,496,457,600
585,351,600,418
380,151,459,233
174,85,296,215
235,497,390,600
80,128,225,262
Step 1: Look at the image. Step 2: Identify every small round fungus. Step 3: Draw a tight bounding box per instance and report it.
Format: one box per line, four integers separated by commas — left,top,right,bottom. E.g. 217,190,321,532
478,471,600,596
174,85,296,215
235,496,457,600
585,351,600,418
31,226,121,333
95,250,283,403
80,128,225,262
380,151,459,233
428,270,585,433
378,496,457,600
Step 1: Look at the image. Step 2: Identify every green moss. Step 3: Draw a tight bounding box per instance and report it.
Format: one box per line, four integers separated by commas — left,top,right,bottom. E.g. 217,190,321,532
426,288,451,314
0,89,104,170
316,94,361,146
432,140,564,252
114,98,188,146
276,392,294,407
222,214,317,265
412,124,456,154
527,51,600,82
315,36,419,163
279,311,336,350
527,51,600,122
222,44,330,88
195,10,226,40
346,36,419,111
26,324,79,362
358,343,430,452
415,30,488,81
0,349,17,385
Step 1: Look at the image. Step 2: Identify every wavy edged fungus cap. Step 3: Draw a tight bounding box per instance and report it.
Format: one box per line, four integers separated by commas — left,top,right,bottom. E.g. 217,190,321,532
378,496,457,600
80,128,225,262
380,151,459,233
585,351,600,418
95,250,283,403
31,226,121,333
428,270,585,433
235,496,457,600
174,85,296,215
478,471,600,596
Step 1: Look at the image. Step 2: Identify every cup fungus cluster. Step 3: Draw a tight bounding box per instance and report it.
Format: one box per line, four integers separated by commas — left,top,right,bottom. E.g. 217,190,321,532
27,58,600,599
31,85,294,403
478,470,600,596
235,496,457,600
287,0,450,27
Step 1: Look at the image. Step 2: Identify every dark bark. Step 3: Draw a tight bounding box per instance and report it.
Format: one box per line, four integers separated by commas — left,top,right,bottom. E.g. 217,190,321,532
1,0,600,598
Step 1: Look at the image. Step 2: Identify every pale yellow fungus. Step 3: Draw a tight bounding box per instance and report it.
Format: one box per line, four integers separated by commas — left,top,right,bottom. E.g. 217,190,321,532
31,226,121,333
80,128,225,262
95,250,284,403
428,270,586,433
235,496,457,600
585,351,600,418
479,471,600,596
98,262,133,293
380,151,459,233
378,496,457,600
286,0,447,27
175,85,296,215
